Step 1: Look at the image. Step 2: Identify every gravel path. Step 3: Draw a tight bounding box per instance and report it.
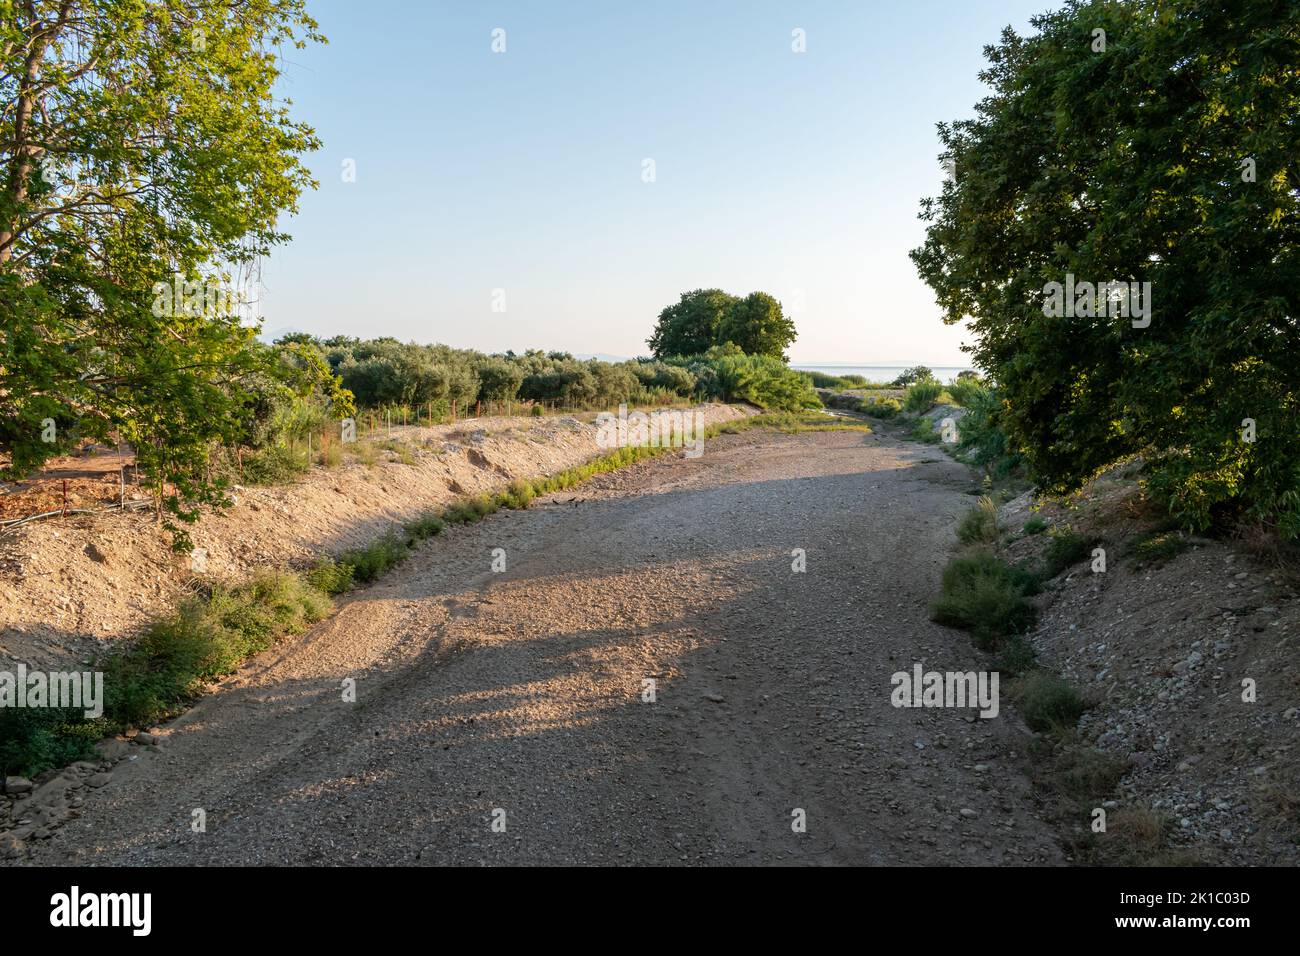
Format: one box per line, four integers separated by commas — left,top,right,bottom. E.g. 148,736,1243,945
24,427,1064,866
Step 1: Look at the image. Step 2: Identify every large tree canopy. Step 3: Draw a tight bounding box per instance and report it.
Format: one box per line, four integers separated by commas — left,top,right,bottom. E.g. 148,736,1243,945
911,0,1300,535
648,287,797,359
647,288,737,358
0,0,341,542
718,291,797,360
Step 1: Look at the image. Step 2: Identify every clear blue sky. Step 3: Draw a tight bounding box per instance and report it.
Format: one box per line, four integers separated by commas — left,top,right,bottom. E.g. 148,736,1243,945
260,0,1045,365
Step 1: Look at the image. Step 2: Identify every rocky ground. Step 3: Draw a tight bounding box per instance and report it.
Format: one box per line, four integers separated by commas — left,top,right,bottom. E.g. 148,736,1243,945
4,426,1064,865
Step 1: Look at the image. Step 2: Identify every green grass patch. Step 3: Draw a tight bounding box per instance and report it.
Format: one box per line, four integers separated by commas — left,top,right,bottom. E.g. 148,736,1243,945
1012,670,1086,732
0,708,99,779
1126,529,1191,568
930,550,1038,649
1043,529,1099,578
241,444,310,484
858,395,903,419
995,634,1038,677
904,380,944,412
908,417,941,444
1023,516,1048,535
957,496,999,544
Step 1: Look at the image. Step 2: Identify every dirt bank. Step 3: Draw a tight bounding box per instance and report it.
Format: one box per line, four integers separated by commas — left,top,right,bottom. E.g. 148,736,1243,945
0,404,752,670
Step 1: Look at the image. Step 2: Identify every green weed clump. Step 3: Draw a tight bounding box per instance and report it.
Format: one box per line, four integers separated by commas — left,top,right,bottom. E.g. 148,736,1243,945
1043,530,1098,578
102,570,332,732
859,396,903,419
905,379,944,412
1013,670,1086,732
957,496,999,544
930,551,1038,649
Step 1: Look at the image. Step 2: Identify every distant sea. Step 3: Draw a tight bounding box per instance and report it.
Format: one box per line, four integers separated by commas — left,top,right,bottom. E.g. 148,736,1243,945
794,364,976,384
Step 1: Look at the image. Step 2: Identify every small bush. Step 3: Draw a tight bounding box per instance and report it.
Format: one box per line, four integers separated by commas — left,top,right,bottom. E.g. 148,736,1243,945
930,551,1037,648
102,570,332,731
1014,670,1086,732
352,440,379,466
241,444,310,484
1126,529,1190,568
1023,516,1047,535
320,442,343,468
996,635,1037,677
530,404,544,417
1043,530,1097,578
909,418,941,444
859,396,902,419
946,377,986,408
378,439,416,465
957,496,999,544
405,511,446,540
0,709,98,778
496,478,535,510
306,557,355,595
904,379,944,412
338,533,409,583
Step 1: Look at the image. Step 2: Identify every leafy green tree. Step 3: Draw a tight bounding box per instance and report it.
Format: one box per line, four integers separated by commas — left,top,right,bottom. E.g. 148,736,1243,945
911,0,1300,536
0,0,327,543
717,291,797,359
647,288,737,357
890,366,935,388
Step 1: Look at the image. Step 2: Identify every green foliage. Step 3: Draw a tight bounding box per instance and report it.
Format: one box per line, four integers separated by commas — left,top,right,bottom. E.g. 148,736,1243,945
497,479,535,510
953,386,1025,479
0,709,97,778
911,0,1300,538
240,443,310,485
0,1,342,549
1023,516,1048,535
1126,529,1191,568
649,288,796,359
931,551,1037,649
946,376,985,408
404,511,446,540
858,396,903,419
669,347,820,411
1043,530,1097,578
1013,671,1086,733
904,380,944,412
996,635,1038,678
890,366,935,388
717,291,797,359
103,569,330,730
957,496,1000,544
305,557,355,596
647,289,738,358
336,533,411,583
801,370,853,388
908,418,941,444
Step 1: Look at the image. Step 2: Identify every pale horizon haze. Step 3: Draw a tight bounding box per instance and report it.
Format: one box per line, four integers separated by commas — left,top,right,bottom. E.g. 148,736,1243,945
259,1,1045,365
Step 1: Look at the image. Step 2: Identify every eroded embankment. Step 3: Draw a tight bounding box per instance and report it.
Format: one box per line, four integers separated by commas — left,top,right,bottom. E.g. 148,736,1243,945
0,404,753,671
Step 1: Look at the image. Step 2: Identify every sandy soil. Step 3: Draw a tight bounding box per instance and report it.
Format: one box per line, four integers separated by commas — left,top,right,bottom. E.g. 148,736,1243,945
0,404,750,669
11,427,1063,866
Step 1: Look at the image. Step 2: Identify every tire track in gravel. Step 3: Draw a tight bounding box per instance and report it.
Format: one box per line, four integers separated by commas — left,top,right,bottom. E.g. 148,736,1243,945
23,427,1065,866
